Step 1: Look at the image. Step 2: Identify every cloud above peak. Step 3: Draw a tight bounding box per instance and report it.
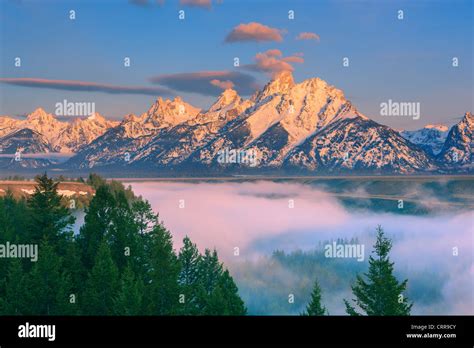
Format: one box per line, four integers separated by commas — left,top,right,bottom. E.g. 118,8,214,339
210,79,235,90
225,22,284,43
243,49,304,75
149,70,257,96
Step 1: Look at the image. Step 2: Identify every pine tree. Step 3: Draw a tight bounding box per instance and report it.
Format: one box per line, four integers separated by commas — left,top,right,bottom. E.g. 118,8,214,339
26,173,75,250
23,241,74,315
82,240,119,315
108,190,139,272
0,259,28,315
113,264,144,315
132,199,157,234
178,236,201,315
197,249,246,315
77,185,116,270
303,279,327,315
215,269,247,315
144,224,180,315
344,225,412,316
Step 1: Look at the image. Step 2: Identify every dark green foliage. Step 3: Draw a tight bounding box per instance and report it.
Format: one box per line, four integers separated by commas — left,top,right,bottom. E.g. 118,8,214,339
344,225,412,316
82,241,119,315
178,236,201,315
144,225,180,315
0,259,28,314
26,173,75,249
77,185,116,271
196,249,247,315
0,173,247,316
23,241,74,315
113,264,145,315
303,279,327,316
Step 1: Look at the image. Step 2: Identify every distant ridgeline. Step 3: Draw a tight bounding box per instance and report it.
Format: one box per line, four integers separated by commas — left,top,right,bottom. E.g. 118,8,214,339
0,72,472,175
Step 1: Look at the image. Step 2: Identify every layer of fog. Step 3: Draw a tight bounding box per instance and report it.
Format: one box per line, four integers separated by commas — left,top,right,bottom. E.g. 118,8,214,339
126,181,473,315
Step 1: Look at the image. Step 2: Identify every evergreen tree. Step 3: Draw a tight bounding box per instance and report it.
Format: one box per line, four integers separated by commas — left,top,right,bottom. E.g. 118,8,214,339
77,185,116,270
23,241,74,315
198,249,223,296
0,176,248,317
113,264,144,315
0,259,27,315
344,225,412,316
197,249,246,315
303,279,327,316
144,224,180,315
132,199,157,234
215,269,247,315
178,236,201,315
82,240,119,315
108,190,139,272
26,173,75,250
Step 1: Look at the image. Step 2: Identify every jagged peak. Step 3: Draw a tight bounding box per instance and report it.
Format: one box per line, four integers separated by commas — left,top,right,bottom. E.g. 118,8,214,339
143,96,201,128
268,70,295,89
257,70,295,100
208,88,241,112
27,107,56,122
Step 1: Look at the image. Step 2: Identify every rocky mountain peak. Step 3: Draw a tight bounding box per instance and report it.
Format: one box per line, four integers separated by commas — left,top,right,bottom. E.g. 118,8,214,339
258,70,295,100
143,97,201,128
208,88,241,112
26,107,57,123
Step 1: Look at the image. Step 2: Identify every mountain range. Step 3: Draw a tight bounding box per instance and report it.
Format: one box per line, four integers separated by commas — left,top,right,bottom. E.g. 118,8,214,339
0,71,472,175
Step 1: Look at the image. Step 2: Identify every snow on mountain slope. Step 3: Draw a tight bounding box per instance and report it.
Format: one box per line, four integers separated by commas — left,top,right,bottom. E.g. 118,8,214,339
66,96,207,168
438,112,473,166
400,124,449,155
23,108,67,143
141,96,201,129
0,108,118,153
0,128,53,154
0,128,54,169
54,112,119,152
4,72,469,175
133,89,254,166
0,116,22,138
284,116,435,174
187,71,366,168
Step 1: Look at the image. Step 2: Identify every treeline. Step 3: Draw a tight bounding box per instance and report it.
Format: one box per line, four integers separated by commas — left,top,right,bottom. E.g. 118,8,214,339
0,173,246,315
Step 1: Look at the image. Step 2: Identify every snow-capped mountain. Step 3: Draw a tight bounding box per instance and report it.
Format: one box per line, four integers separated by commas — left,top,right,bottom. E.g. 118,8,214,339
0,128,53,154
0,108,118,161
400,124,449,155
67,89,254,168
438,112,473,166
284,117,434,173
0,128,53,168
1,72,471,174
53,112,119,152
66,71,450,174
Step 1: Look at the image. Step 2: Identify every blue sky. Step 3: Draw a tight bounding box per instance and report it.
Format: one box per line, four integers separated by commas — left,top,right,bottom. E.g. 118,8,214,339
0,0,472,130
